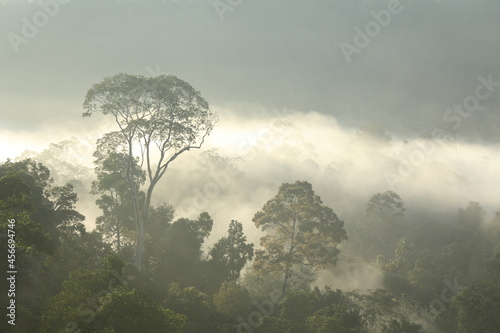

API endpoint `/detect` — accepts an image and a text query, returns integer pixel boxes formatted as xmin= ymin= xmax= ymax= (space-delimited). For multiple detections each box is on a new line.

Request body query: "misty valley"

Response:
xmin=1 ymin=72 xmax=500 ymax=333
xmin=1 ymin=0 xmax=500 ymax=332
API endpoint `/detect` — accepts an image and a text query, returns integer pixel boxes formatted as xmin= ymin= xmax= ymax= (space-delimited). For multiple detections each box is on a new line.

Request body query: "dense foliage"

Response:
xmin=1 ymin=154 xmax=499 ymax=332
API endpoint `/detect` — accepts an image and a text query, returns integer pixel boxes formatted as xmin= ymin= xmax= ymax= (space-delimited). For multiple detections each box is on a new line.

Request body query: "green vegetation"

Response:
xmin=3 ymin=156 xmax=499 ymax=332
xmin=1 ymin=75 xmax=499 ymax=332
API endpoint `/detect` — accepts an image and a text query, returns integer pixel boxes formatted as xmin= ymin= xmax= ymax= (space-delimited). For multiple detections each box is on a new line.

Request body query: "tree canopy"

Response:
xmin=252 ymin=180 xmax=347 ymax=298
xmin=83 ymin=73 xmax=217 ymax=270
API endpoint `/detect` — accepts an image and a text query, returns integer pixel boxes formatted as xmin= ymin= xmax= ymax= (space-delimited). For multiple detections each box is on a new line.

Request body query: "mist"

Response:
xmin=1 ymin=0 xmax=500 ymax=332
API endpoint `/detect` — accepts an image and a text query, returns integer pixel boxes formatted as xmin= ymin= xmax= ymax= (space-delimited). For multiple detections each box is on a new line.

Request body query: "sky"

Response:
xmin=1 ymin=0 xmax=500 ymax=290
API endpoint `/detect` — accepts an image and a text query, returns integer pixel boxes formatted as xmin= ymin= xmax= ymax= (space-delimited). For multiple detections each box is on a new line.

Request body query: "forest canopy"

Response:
xmin=1 ymin=73 xmax=500 ymax=333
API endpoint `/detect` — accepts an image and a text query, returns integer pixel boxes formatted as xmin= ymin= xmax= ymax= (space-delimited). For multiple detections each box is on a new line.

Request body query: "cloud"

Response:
xmin=6 ymin=101 xmax=500 ymax=291
xmin=1 ymin=0 xmax=499 ymax=140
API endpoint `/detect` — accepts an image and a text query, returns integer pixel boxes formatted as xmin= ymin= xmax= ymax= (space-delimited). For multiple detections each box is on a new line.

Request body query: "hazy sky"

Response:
xmin=1 ymin=0 xmax=499 ymax=140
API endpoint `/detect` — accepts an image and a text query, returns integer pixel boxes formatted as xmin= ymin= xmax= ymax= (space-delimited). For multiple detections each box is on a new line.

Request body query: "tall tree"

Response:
xmin=252 ymin=180 xmax=347 ymax=299
xmin=83 ymin=73 xmax=217 ymax=270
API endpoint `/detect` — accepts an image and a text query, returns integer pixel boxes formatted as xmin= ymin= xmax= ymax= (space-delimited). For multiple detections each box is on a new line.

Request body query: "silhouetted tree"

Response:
xmin=252 ymin=181 xmax=347 ymax=299
xmin=83 ymin=73 xmax=217 ymax=270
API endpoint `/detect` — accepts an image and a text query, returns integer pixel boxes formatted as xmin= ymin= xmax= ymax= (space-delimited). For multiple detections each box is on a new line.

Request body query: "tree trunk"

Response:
xmin=279 ymin=212 xmax=297 ymax=300
xmin=117 ymin=224 xmax=121 ymax=251
xmin=133 ymin=213 xmax=144 ymax=270
xmin=132 ymin=176 xmax=155 ymax=271
xmin=280 ymin=269 xmax=291 ymax=301
xmin=128 ymin=168 xmax=144 ymax=271
xmin=132 ymin=200 xmax=144 ymax=270
xmin=124 ymin=136 xmax=146 ymax=271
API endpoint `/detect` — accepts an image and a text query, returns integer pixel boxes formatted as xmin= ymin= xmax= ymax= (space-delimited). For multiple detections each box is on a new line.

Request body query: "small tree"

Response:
xmin=83 ymin=73 xmax=217 ymax=270
xmin=212 ymin=281 xmax=252 ymax=318
xmin=154 ymin=213 xmax=213 ymax=288
xmin=252 ymin=180 xmax=347 ymax=299
xmin=458 ymin=201 xmax=485 ymax=241
xmin=207 ymin=220 xmax=254 ymax=292
xmin=92 ymin=132 xmax=145 ymax=252
xmin=366 ymin=191 xmax=406 ymax=226
xmin=366 ymin=191 xmax=406 ymax=256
